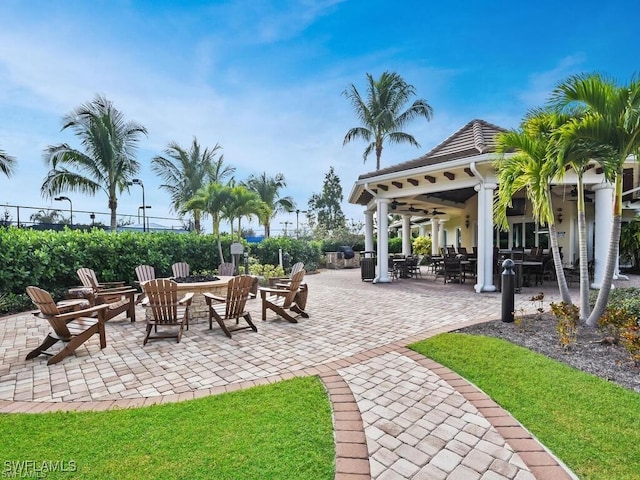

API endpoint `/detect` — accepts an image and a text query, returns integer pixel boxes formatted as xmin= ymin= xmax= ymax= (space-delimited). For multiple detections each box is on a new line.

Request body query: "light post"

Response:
xmin=280 ymin=221 xmax=291 ymax=236
xmin=54 ymin=196 xmax=72 ymax=227
xmin=295 ymin=209 xmax=307 ymax=239
xmin=90 ymin=212 xmax=95 ymax=227
xmin=128 ymin=179 xmax=145 ymax=232
xmin=138 ymin=205 xmax=151 ymax=226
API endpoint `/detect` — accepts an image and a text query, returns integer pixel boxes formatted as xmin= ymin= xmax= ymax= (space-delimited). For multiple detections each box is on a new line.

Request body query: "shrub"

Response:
xmin=550 ymin=301 xmax=580 ymax=350
xmin=412 ymin=236 xmax=432 ymax=257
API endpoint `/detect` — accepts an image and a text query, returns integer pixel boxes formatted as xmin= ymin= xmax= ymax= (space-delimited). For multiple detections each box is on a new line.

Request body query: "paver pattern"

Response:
xmin=0 ymin=267 xmax=618 ymax=478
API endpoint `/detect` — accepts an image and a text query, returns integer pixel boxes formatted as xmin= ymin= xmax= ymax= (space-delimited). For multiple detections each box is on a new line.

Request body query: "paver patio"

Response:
xmin=2 ymin=267 xmax=620 ymax=478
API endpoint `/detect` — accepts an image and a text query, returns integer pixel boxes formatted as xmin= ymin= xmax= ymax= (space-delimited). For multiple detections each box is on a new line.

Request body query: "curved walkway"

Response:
xmin=0 ymin=268 xmax=605 ymax=479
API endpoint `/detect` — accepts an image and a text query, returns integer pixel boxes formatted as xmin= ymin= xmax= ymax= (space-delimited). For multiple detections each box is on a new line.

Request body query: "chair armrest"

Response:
xmin=259 ymin=286 xmax=291 ymax=298
xmin=268 ymin=276 xmax=290 ymax=287
xmin=98 ymin=281 xmax=126 ymax=288
xmin=97 ymin=286 xmax=136 ymax=294
xmin=202 ymin=292 xmax=225 ymax=304
xmin=55 ymin=303 xmax=109 ymax=321
xmin=179 ymin=292 xmax=195 ymax=305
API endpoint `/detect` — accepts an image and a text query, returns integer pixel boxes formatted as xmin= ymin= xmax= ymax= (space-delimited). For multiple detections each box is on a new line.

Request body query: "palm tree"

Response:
xmin=0 ymin=148 xmax=16 ymax=177
xmin=42 ymin=94 xmax=147 ymax=231
xmin=550 ymin=73 xmax=640 ymax=326
xmin=494 ymin=111 xmax=572 ymax=305
xmin=29 ymin=209 xmax=66 ymax=225
xmin=183 ymin=182 xmax=232 ymax=263
xmin=152 ymin=138 xmax=233 ymax=233
xmin=243 ymin=172 xmax=294 ymax=237
xmin=342 ymin=71 xmax=433 ymax=170
xmin=222 ymin=186 xmax=268 ymax=241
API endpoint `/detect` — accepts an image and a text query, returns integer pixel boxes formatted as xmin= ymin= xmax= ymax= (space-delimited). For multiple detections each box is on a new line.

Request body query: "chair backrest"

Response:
xmin=26 ymin=286 xmax=72 ymax=339
xmin=26 ymin=286 xmax=61 ymax=316
xmin=77 ymin=268 xmax=99 ymax=289
xmin=218 ymin=262 xmax=235 ymax=276
xmin=281 ymin=269 xmax=305 ymax=308
xmin=446 ymin=246 xmax=457 ymax=257
xmin=143 ymin=279 xmax=180 ymax=325
xmin=290 ymin=262 xmax=304 ymax=277
xmin=458 ymin=247 xmax=468 ymax=256
xmin=172 ymin=262 xmax=190 ymax=278
xmin=223 ymin=275 xmax=254 ymax=318
xmin=135 ymin=265 xmax=156 ymax=283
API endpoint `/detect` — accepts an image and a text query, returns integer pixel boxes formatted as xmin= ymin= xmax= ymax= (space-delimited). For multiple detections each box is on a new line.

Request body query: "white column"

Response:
xmin=402 ymin=215 xmax=412 ymax=256
xmin=364 ymin=210 xmax=374 ymax=253
xmin=592 ymin=183 xmax=616 ymax=287
xmin=419 ymin=224 xmax=427 ymax=237
xmin=431 ymin=220 xmax=440 ymax=255
xmin=375 ymin=199 xmax=391 ymax=283
xmin=438 ymin=220 xmax=445 ymax=251
xmin=474 ymin=183 xmax=497 ymax=292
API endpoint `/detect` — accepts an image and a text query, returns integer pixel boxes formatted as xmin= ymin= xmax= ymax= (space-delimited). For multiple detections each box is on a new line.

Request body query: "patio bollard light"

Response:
xmin=501 ymin=258 xmax=515 ymax=323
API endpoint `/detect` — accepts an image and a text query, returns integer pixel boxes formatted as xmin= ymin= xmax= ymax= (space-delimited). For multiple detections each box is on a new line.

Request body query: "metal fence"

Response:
xmin=0 ymin=203 xmax=188 ymax=231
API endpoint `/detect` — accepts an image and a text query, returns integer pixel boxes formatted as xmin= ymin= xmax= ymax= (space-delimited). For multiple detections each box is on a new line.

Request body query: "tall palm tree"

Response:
xmin=550 ymin=73 xmax=640 ymax=326
xmin=243 ymin=172 xmax=294 ymax=237
xmin=342 ymin=71 xmax=433 ymax=170
xmin=0 ymin=148 xmax=16 ymax=177
xmin=42 ymin=94 xmax=147 ymax=231
xmin=183 ymin=182 xmax=232 ymax=263
xmin=222 ymin=185 xmax=268 ymax=241
xmin=494 ymin=111 xmax=572 ymax=305
xmin=152 ymin=138 xmax=233 ymax=233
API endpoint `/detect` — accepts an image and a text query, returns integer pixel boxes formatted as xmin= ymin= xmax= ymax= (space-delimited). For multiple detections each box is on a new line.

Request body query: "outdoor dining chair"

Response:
xmin=141 ymin=279 xmax=193 ymax=345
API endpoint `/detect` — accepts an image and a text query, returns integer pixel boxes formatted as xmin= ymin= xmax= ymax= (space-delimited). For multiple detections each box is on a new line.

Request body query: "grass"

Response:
xmin=0 ymin=376 xmax=334 ymax=480
xmin=410 ymin=333 xmax=640 ymax=480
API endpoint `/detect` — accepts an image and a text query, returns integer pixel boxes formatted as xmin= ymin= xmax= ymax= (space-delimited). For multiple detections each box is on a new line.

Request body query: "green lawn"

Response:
xmin=410 ymin=333 xmax=640 ymax=480
xmin=0 ymin=376 xmax=334 ymax=480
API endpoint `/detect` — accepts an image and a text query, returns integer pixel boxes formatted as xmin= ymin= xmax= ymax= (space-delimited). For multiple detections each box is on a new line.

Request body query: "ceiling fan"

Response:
xmin=390 ymin=199 xmax=407 ymax=210
xmin=569 ymin=187 xmax=593 ymax=202
xmin=426 ymin=208 xmax=446 ymax=216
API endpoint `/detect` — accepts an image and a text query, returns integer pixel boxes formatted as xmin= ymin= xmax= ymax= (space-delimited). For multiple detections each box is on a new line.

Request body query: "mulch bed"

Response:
xmin=455 ymin=313 xmax=640 ymax=393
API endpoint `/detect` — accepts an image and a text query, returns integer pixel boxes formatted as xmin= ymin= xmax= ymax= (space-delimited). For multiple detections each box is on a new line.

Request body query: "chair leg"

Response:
xmin=48 ymin=326 xmax=99 ymax=365
xmin=269 ymin=304 xmax=298 ymax=323
xmin=25 ymin=334 xmax=60 ymax=360
xmin=290 ymin=304 xmax=309 ymax=318
xmin=244 ymin=313 xmax=258 ymax=332
xmin=143 ymin=324 xmax=153 ymax=345
xmin=214 ymin=313 xmax=233 ymax=338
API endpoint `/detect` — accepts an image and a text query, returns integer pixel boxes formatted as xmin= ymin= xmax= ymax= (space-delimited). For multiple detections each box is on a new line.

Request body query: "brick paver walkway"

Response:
xmin=0 ymin=267 xmax=620 ymax=478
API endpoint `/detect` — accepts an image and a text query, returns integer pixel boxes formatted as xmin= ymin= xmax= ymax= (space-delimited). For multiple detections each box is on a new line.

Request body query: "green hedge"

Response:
xmin=0 ymin=228 xmax=324 ymax=313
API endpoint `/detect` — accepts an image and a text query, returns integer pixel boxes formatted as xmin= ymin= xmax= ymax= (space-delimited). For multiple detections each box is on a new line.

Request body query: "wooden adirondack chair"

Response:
xmin=134 ymin=264 xmax=156 ymax=304
xmin=259 ymin=269 xmax=308 ymax=323
xmin=141 ymin=279 xmax=193 ymax=345
xmin=203 ymin=275 xmax=257 ymax=338
xmin=25 ymin=286 xmax=109 ymax=365
xmin=77 ymin=268 xmax=136 ymax=322
xmin=218 ymin=262 xmax=235 ymax=276
xmin=171 ymin=262 xmax=190 ymax=278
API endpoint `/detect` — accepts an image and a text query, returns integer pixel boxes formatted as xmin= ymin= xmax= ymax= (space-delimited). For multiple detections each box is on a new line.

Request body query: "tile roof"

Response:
xmin=358 ymin=119 xmax=507 ymax=180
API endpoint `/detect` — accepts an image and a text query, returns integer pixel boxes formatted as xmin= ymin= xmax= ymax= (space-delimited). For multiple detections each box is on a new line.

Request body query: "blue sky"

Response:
xmin=0 ymin=0 xmax=637 ymax=233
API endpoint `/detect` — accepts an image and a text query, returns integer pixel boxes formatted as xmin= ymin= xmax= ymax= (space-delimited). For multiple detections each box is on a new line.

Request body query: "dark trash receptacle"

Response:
xmin=360 ymin=251 xmax=376 ymax=281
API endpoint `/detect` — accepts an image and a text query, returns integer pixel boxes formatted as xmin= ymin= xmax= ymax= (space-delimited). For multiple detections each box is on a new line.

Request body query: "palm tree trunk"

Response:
xmin=548 ymin=221 xmax=572 ymax=304
xmin=586 ymin=175 xmax=623 ymax=326
xmin=577 ymin=179 xmax=590 ymax=321
xmin=193 ymin=210 xmax=201 ymax=234
xmin=110 ymin=208 xmax=117 ymax=231
xmin=213 ymin=214 xmax=225 ymax=263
